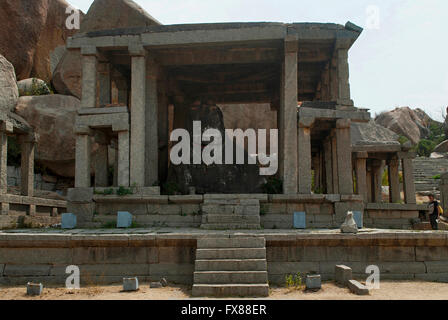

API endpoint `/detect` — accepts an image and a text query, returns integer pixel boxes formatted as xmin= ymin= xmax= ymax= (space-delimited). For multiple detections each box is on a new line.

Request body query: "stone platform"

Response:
xmin=1 ymin=228 xmax=448 ymax=290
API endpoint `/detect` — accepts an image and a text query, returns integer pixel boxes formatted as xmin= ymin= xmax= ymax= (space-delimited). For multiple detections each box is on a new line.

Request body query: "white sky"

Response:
xmin=70 ymin=0 xmax=448 ymax=121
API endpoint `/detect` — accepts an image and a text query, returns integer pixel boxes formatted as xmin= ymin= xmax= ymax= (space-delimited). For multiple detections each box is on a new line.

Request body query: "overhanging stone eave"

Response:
xmin=67 ymin=21 xmax=362 ymax=49
xmin=298 ymin=107 xmax=371 ymax=122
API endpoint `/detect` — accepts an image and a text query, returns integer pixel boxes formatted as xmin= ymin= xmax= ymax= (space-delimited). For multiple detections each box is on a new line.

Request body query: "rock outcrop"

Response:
xmin=14 ymin=95 xmax=87 ymax=177
xmin=0 ymin=55 xmax=19 ymax=113
xmin=434 ymin=140 xmax=448 ymax=153
xmin=375 ymin=107 xmax=432 ymax=145
xmin=53 ymin=0 xmax=160 ymax=98
xmin=0 ymin=0 xmax=82 ymax=82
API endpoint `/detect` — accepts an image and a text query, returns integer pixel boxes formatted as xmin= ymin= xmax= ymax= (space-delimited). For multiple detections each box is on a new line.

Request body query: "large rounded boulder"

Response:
xmin=0 ymin=55 xmax=19 ymax=113
xmin=14 ymin=94 xmax=84 ymax=177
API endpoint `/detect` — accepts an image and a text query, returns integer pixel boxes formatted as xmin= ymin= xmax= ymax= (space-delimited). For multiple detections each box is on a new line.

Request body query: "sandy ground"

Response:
xmin=1 ymin=281 xmax=448 ymax=300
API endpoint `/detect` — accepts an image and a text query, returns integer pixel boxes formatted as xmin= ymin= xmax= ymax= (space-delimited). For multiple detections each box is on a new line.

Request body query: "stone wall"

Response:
xmin=1 ymin=231 xmax=447 ymax=286
xmin=72 ymin=193 xmax=423 ymax=230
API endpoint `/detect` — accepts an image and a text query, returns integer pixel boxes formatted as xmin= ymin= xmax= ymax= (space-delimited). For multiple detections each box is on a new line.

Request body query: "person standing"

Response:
xmin=427 ymin=194 xmax=440 ymax=230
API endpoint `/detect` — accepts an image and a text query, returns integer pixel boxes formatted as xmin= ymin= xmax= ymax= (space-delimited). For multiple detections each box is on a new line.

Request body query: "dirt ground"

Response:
xmin=1 ymin=281 xmax=447 ymax=300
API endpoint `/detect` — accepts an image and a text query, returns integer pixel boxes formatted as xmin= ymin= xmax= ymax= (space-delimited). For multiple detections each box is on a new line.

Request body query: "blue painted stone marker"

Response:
xmin=293 ymin=212 xmax=306 ymax=229
xmin=117 ymin=211 xmax=133 ymax=228
xmin=353 ymin=211 xmax=363 ymax=229
xmin=61 ymin=213 xmax=77 ymax=229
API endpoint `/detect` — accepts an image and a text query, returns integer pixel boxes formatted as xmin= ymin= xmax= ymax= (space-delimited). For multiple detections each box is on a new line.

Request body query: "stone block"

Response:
xmin=293 ymin=212 xmax=306 ymax=229
xmin=61 ymin=213 xmax=77 ymax=229
xmin=305 ymin=274 xmax=322 ymax=290
xmin=150 ymin=281 xmax=162 ymax=288
xmin=123 ymin=277 xmax=139 ymax=291
xmin=117 ymin=211 xmax=133 ymax=228
xmin=67 ymin=188 xmax=93 ymax=202
xmin=353 ymin=211 xmax=363 ymax=228
xmin=27 ymin=282 xmax=43 ymax=296
xmin=424 ymin=261 xmax=448 ymax=273
xmin=335 ymin=265 xmax=352 ymax=285
xmin=348 ymin=280 xmax=369 ymax=295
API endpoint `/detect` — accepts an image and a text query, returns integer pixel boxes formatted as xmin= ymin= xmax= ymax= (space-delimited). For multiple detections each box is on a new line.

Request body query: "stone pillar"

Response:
xmin=388 ymin=158 xmax=401 ymax=203
xmin=297 ymin=117 xmax=313 ymax=194
xmin=336 ymin=48 xmax=353 ymax=106
xmin=94 ymin=135 xmax=109 ymax=187
xmin=0 ymin=130 xmax=8 ymax=195
xmin=118 ymin=131 xmax=130 ymax=187
xmin=371 ymin=160 xmax=384 ymax=203
xmin=280 ymin=39 xmax=298 ymax=194
xmin=75 ymin=131 xmax=91 ymax=188
xmin=402 ymin=158 xmax=416 ymax=204
xmin=145 ymin=58 xmax=159 ymax=186
xmin=112 ymin=141 xmax=118 ymax=187
xmin=129 ymin=44 xmax=146 ymax=187
xmin=440 ymin=173 xmax=448 ymax=215
xmin=335 ymin=119 xmax=353 ymax=194
xmin=98 ymin=62 xmax=111 ymax=107
xmin=331 ymin=133 xmax=339 ymax=194
xmin=81 ymin=46 xmax=98 ymax=108
xmin=366 ymin=165 xmax=373 ymax=203
xmin=19 ymin=134 xmax=37 ymax=197
xmin=355 ymin=151 xmax=368 ymax=201
xmin=323 ymin=138 xmax=333 ymax=194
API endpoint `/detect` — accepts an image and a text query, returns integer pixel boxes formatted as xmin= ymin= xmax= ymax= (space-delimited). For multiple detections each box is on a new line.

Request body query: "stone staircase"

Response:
xmin=413 ymin=158 xmax=448 ymax=193
xmin=201 ymin=197 xmax=261 ymax=230
xmin=192 ymin=237 xmax=269 ymax=297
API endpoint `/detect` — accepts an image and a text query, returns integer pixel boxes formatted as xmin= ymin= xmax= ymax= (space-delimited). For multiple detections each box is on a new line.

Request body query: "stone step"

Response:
xmin=200 ymin=223 xmax=261 ymax=230
xmin=197 ymin=237 xmax=265 ymax=249
xmin=191 ymin=284 xmax=269 ymax=297
xmin=194 ymin=271 xmax=268 ymax=284
xmin=205 ymin=215 xmax=260 ymax=224
xmin=196 ymin=248 xmax=266 ymax=260
xmin=195 ymin=259 xmax=267 ymax=271
xmin=202 ymin=205 xmax=260 ymax=215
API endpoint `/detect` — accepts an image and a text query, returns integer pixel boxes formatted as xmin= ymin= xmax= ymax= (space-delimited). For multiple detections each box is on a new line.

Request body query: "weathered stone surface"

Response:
xmin=348 ymin=279 xmax=369 ymax=295
xmin=27 ymin=282 xmax=43 ymax=296
xmin=335 ymin=265 xmax=352 ymax=285
xmin=340 ymin=211 xmax=358 ymax=234
xmin=123 ymin=277 xmax=139 ymax=291
xmin=15 ymin=94 xmax=96 ymax=177
xmin=0 ymin=0 xmax=82 ymax=82
xmin=375 ymin=107 xmax=433 ymax=145
xmin=53 ymin=0 xmax=160 ymax=98
xmin=150 ymin=281 xmax=162 ymax=288
xmin=0 ymin=55 xmax=19 ymax=113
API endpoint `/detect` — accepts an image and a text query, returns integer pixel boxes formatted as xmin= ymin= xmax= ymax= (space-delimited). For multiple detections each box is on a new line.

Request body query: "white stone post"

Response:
xmin=81 ymin=46 xmax=98 ymax=109
xmin=280 ymin=39 xmax=298 ymax=194
xmin=297 ymin=117 xmax=313 ymax=194
xmin=129 ymin=44 xmax=146 ymax=187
